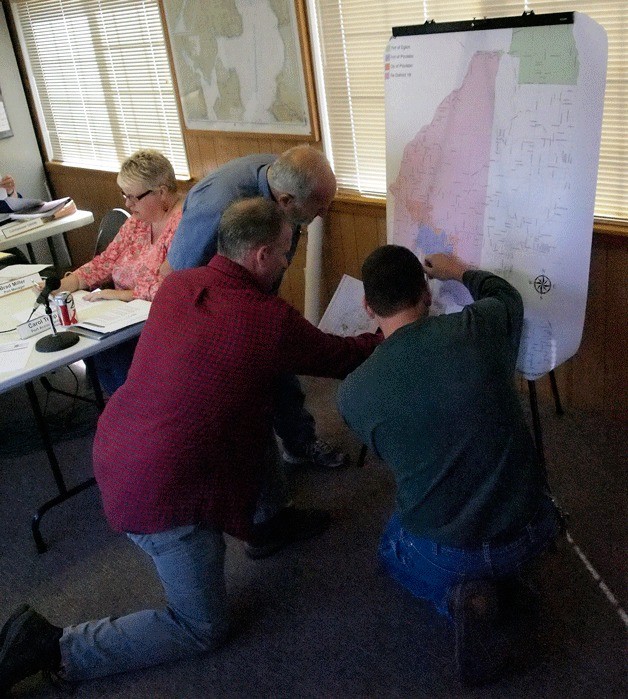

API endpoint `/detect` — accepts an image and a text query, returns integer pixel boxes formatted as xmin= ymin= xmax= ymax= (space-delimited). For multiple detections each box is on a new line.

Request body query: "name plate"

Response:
xmin=0 ymin=273 xmax=41 ymax=298
xmin=17 ymin=314 xmax=56 ymax=340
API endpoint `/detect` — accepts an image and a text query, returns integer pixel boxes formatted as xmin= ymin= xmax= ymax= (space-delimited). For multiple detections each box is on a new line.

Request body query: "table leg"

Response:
xmin=46 ymin=236 xmax=60 ymax=269
xmin=25 ymin=380 xmax=96 ymax=553
xmin=84 ymin=356 xmax=106 ymax=411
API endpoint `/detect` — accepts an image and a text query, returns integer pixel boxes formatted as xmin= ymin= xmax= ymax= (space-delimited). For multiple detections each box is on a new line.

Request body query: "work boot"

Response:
xmin=448 ymin=580 xmax=511 ymax=686
xmin=498 ymin=575 xmax=542 ymax=669
xmin=245 ymin=506 xmax=331 ymax=559
xmin=0 ymin=605 xmax=62 ymax=695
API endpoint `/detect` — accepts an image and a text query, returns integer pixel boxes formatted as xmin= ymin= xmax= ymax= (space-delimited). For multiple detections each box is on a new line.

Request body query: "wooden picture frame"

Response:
xmin=0 ymin=85 xmax=13 ymax=139
xmin=161 ymin=0 xmax=320 ymax=141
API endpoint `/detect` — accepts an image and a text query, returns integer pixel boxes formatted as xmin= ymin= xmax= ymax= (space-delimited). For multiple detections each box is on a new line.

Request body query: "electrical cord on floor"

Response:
xmin=0 ymin=363 xmax=95 ymax=457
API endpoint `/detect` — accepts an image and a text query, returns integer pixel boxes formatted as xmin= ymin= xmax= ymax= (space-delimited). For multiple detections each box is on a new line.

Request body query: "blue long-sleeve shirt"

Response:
xmin=168 ymin=154 xmax=300 ymax=270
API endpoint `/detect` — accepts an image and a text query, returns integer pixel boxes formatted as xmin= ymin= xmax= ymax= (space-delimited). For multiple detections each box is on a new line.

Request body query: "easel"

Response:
xmin=356 ymin=369 xmax=564 ymax=469
xmin=527 ymin=369 xmax=564 ymax=469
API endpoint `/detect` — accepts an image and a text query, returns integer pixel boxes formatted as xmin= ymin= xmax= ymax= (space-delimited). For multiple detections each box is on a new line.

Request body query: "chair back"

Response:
xmin=0 ymin=247 xmax=30 ymax=270
xmin=95 ymin=208 xmax=130 ymax=256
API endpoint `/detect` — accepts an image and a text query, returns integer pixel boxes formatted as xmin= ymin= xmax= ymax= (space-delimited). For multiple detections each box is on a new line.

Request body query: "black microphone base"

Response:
xmin=35 ymin=331 xmax=81 ymax=353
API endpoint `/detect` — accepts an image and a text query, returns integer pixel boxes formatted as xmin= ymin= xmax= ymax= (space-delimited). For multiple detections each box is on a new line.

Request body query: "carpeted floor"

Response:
xmin=0 ymin=369 xmax=625 ymax=698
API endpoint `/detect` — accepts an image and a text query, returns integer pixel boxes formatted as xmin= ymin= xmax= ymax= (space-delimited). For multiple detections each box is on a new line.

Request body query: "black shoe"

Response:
xmin=0 ymin=605 xmax=62 ymax=695
xmin=245 ymin=506 xmax=331 ymax=559
xmin=448 ymin=581 xmax=510 ymax=686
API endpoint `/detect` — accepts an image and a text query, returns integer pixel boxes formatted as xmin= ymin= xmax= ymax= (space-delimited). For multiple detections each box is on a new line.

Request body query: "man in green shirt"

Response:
xmin=337 ymin=246 xmax=560 ymax=686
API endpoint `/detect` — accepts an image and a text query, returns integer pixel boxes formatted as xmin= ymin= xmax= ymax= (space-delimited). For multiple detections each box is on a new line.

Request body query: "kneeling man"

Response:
xmin=337 ymin=246 xmax=560 ymax=686
xmin=0 ymin=198 xmax=380 ymax=692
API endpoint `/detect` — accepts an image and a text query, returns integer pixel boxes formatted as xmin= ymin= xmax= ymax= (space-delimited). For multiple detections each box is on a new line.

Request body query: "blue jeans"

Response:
xmin=59 ymin=524 xmax=228 ymax=681
xmin=379 ymin=495 xmax=560 ymax=617
xmin=253 ymin=434 xmax=290 ymax=524
xmin=92 ymin=337 xmax=138 ymax=396
xmin=273 ymin=373 xmax=316 ymax=454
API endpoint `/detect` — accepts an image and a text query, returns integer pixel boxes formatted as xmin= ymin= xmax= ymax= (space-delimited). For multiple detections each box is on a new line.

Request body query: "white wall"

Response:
xmin=0 ymin=5 xmax=70 ymax=265
xmin=0 ymin=6 xmax=48 ymax=200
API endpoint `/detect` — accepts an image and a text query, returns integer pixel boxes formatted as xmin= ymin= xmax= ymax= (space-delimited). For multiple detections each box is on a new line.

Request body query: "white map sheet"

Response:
xmin=385 ymin=13 xmax=607 ymax=379
xmin=318 ymin=275 xmax=378 ymax=337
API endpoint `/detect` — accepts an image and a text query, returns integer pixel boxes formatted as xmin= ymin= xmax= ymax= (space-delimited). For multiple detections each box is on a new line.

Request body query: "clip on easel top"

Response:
xmin=392 ymin=11 xmax=574 ymax=37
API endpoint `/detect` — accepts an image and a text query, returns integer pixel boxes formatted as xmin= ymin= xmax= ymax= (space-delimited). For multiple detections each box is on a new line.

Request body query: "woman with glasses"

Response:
xmin=54 ymin=149 xmax=182 ymax=303
xmin=51 ymin=149 xmax=183 ymax=394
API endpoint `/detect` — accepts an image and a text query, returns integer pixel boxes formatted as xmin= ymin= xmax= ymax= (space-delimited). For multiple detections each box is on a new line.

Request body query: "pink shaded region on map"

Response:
xmin=390 ymin=51 xmax=501 ymax=264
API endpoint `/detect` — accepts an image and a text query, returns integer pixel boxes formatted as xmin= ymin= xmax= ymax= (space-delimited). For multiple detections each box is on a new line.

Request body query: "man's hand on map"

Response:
xmin=423 ymin=253 xmax=470 ymax=282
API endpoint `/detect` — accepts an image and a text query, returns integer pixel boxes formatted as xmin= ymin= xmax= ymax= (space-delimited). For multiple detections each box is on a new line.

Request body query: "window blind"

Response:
xmin=11 ymin=0 xmax=189 ymax=178
xmin=311 ymin=0 xmax=626 ymax=221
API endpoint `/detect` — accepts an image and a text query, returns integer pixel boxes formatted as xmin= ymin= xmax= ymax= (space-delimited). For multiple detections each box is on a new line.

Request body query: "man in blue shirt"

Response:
xmin=338 ymin=246 xmax=560 ymax=686
xmin=164 ymin=146 xmax=345 ymax=471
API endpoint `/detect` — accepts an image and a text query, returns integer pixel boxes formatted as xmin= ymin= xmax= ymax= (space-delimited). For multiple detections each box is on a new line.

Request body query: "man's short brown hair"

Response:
xmin=217 ymin=197 xmax=285 ymax=262
xmin=362 ymin=245 xmax=428 ymax=317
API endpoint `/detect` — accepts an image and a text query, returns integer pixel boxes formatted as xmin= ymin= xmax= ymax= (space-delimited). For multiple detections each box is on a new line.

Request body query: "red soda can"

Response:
xmin=55 ymin=291 xmax=77 ymax=326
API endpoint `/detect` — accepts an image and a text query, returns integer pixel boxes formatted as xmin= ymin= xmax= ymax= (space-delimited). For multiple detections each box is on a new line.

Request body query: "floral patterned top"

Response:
xmin=75 ymin=210 xmax=182 ymax=301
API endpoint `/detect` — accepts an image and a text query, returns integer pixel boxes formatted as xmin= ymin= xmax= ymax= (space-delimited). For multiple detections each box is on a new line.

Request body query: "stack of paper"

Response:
xmin=5 ymin=196 xmax=72 ymax=220
xmin=72 ymin=298 xmax=151 ymax=339
xmin=10 ymin=289 xmax=151 ymax=339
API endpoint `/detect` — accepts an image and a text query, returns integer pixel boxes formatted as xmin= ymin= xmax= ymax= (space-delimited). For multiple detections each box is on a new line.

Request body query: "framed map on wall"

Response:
xmin=162 ymin=0 xmax=318 ymax=138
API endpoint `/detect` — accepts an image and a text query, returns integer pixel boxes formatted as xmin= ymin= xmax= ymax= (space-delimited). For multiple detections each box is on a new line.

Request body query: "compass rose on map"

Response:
xmin=533 ymin=274 xmax=552 ymax=296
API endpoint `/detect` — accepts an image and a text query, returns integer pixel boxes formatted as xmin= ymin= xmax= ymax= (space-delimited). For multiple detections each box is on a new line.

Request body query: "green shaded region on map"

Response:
xmin=510 ymin=25 xmax=579 ymax=85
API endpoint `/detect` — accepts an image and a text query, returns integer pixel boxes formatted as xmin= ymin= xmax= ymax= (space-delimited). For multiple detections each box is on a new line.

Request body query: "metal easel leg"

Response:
xmin=527 ymin=379 xmax=546 ymax=470
xmin=548 ymin=369 xmax=565 ymax=416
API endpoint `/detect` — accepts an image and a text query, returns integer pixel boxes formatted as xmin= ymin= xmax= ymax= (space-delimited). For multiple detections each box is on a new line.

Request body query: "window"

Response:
xmin=11 ymin=0 xmax=189 ymax=178
xmin=311 ymin=0 xmax=626 ymax=221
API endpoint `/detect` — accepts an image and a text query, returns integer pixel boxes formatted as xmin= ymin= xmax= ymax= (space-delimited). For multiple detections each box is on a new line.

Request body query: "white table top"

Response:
xmin=0 ymin=210 xmax=94 ymax=253
xmin=0 ymin=285 xmax=145 ymax=394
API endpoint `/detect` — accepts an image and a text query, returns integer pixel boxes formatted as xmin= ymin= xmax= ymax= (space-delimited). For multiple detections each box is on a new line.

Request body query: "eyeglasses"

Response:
xmin=120 ymin=189 xmax=154 ymax=203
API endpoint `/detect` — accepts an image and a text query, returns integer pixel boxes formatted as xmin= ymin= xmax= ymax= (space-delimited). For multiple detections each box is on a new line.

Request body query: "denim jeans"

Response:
xmin=272 ymin=373 xmax=316 ymax=454
xmin=92 ymin=337 xmax=138 ymax=396
xmin=59 ymin=524 xmax=228 ymax=681
xmin=379 ymin=495 xmax=560 ymax=617
xmin=253 ymin=434 xmax=291 ymax=524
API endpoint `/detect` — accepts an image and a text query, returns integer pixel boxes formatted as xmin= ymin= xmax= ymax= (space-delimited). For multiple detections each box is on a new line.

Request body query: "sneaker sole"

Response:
xmin=282 ymin=453 xmax=311 ymax=466
xmin=283 ymin=455 xmax=349 ymax=469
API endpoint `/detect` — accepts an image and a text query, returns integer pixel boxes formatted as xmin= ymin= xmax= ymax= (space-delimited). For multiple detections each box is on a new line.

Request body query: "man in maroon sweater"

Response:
xmin=0 ymin=198 xmax=380 ymax=691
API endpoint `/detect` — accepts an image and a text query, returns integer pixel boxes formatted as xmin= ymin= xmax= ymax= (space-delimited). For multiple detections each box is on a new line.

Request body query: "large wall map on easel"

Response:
xmin=385 ymin=13 xmax=607 ymax=379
